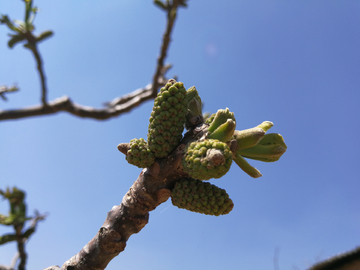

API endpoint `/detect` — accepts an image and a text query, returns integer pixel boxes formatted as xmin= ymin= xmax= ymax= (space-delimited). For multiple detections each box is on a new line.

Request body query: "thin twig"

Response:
xmin=23 ymin=30 xmax=48 ymax=106
xmin=0 ymin=85 xmax=19 ymax=101
xmin=151 ymin=0 xmax=180 ymax=96
xmin=31 ymin=44 xmax=47 ymax=106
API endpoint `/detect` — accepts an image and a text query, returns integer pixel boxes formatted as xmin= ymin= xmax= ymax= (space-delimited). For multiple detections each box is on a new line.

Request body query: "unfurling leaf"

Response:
xmin=0 ymin=233 xmax=17 ymax=245
xmin=208 ymin=119 xmax=236 ymax=143
xmin=237 ymin=133 xmax=287 ymax=162
xmin=8 ymin=33 xmax=26 ymax=48
xmin=36 ymin=30 xmax=53 ymax=42
xmin=233 ymin=154 xmax=262 ymax=178
xmin=154 ymin=0 xmax=167 ymax=10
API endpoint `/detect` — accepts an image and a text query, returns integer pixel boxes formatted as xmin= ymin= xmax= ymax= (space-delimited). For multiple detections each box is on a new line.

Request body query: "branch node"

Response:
xmin=156 ymin=188 xmax=171 ymax=204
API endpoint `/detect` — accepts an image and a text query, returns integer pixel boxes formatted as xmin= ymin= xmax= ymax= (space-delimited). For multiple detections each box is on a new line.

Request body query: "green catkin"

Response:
xmin=171 ymin=178 xmax=234 ymax=216
xmin=125 ymin=138 xmax=155 ymax=168
xmin=148 ymin=79 xmax=187 ymax=158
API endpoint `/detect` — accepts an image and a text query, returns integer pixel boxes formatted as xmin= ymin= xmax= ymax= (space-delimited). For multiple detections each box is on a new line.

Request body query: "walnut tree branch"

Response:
xmin=44 ymin=124 xmax=206 ymax=270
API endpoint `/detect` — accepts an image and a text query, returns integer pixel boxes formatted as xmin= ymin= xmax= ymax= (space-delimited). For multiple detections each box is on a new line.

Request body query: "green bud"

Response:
xmin=207 ymin=108 xmax=236 ymax=133
xmin=207 ymin=119 xmax=236 ymax=143
xmin=257 ymin=121 xmax=274 ymax=132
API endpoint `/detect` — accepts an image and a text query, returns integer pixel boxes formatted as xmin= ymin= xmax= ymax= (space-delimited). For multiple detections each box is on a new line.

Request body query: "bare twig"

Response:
xmin=151 ymin=0 xmax=180 ymax=96
xmin=22 ymin=30 xmax=49 ymax=106
xmin=0 ymin=0 xmax=184 ymax=122
xmin=0 ymin=85 xmax=19 ymax=101
xmin=0 ymin=76 xmax=167 ymax=121
xmin=30 ymin=42 xmax=48 ymax=106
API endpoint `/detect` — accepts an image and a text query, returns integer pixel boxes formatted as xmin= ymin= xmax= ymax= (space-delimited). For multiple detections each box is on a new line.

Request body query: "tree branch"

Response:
xmin=0 ymin=0 xmax=183 ymax=122
xmin=0 ymin=76 xmax=167 ymax=121
xmin=0 ymin=85 xmax=19 ymax=101
xmin=44 ymin=124 xmax=206 ymax=270
xmin=151 ymin=0 xmax=180 ymax=96
xmin=31 ymin=42 xmax=48 ymax=106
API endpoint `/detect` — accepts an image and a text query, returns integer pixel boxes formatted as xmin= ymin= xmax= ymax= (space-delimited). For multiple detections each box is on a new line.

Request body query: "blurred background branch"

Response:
xmin=0 ymin=0 xmax=188 ymax=121
xmin=0 ymin=187 xmax=45 ymax=270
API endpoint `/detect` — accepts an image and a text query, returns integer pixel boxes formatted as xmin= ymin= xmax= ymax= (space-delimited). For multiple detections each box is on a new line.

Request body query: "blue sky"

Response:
xmin=1 ymin=1 xmax=360 ymax=269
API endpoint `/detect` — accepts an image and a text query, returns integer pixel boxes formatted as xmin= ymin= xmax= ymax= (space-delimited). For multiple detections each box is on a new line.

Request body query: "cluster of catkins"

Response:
xmin=118 ymin=79 xmax=287 ymax=216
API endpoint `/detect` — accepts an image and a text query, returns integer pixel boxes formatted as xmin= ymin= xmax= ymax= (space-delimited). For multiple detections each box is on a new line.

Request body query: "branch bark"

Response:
xmin=44 ymin=124 xmax=205 ymax=270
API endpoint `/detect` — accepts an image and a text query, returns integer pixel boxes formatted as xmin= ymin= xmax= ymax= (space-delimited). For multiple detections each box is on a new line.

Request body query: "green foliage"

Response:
xmin=0 ymin=187 xmax=29 ymax=227
xmin=232 ymin=127 xmax=265 ymax=150
xmin=171 ymin=178 xmax=234 ymax=216
xmin=233 ymin=154 xmax=262 ymax=178
xmin=7 ymin=33 xmax=26 ymax=48
xmin=36 ymin=30 xmax=54 ymax=43
xmin=237 ymin=133 xmax=287 ymax=162
xmin=118 ymin=78 xmax=287 ymax=215
xmin=0 ymin=187 xmax=45 ymax=246
xmin=0 ymin=233 xmax=17 ymax=245
xmin=232 ymin=122 xmax=287 ymax=177
xmin=0 ymin=0 xmax=53 ymax=49
xmin=207 ymin=119 xmax=236 ymax=143
xmin=154 ymin=0 xmax=189 ymax=11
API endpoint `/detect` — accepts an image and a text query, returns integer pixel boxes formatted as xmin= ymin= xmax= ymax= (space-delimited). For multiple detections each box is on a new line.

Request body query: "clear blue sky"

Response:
xmin=1 ymin=1 xmax=360 ymax=269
